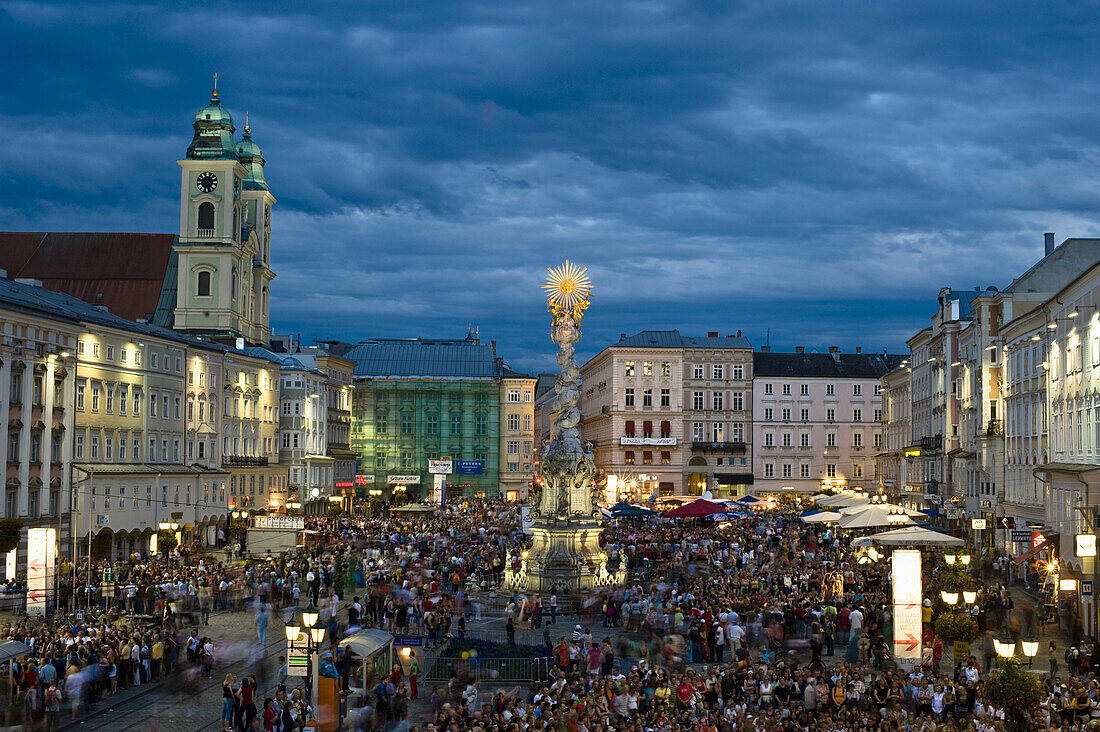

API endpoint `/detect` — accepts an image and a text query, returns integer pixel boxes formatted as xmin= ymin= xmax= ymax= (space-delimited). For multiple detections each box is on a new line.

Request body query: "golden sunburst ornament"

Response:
xmin=543 ymin=261 xmax=592 ymax=308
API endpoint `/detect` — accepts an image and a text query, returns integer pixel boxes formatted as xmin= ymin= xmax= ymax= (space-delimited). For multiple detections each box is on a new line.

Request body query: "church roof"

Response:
xmin=0 ymin=232 xmax=177 ymax=323
xmin=343 ymin=337 xmax=500 ymax=379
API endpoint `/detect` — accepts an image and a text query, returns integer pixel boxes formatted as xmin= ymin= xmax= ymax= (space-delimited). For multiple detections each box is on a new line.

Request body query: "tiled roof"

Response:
xmin=753 ymin=351 xmax=907 ymax=378
xmin=614 ymin=330 xmax=753 ymax=349
xmin=0 ymin=275 xmax=227 ymax=355
xmin=0 ymin=232 xmax=176 ymax=322
xmin=343 ymin=338 xmax=499 ymax=379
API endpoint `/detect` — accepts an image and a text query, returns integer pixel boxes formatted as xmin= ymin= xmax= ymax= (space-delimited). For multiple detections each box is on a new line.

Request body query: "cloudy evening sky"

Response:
xmin=3 ymin=1 xmax=1100 ymax=372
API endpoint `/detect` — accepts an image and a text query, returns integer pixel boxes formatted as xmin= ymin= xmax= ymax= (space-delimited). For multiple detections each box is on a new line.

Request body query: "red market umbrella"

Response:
xmin=662 ymin=498 xmax=727 ymax=518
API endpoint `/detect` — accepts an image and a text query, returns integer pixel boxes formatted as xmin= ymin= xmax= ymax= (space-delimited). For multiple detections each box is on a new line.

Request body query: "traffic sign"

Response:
xmin=1084 ymin=581 xmax=1094 ymax=598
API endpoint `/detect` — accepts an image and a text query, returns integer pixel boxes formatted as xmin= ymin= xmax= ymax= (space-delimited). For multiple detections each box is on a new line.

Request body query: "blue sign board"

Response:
xmin=393 ymin=636 xmax=423 ymax=646
xmin=1084 ymin=581 xmax=1094 ymax=597
xmin=74 ymin=610 xmax=84 ymax=624
xmin=456 ymin=460 xmax=484 ymax=475
xmin=1011 ymin=530 xmax=1033 ymax=543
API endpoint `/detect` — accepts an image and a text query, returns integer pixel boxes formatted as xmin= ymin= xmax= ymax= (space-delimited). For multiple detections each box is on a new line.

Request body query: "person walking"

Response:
xmin=408 ymin=650 xmax=420 ymax=700
xmin=256 ymin=603 xmax=269 ymax=646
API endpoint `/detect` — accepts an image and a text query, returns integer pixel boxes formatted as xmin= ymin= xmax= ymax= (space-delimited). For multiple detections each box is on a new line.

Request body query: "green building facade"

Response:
xmin=351 ymin=379 xmax=501 ymax=499
xmin=341 ymin=336 xmax=504 ymax=499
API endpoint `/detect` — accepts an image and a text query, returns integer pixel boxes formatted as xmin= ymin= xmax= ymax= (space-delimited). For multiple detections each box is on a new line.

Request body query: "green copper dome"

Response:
xmin=186 ymin=90 xmax=239 ymax=160
xmin=237 ymin=127 xmax=268 ymax=191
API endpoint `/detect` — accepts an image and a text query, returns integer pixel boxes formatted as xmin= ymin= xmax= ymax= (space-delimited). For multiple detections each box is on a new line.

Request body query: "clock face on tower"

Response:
xmin=196 ymin=172 xmax=219 ymax=193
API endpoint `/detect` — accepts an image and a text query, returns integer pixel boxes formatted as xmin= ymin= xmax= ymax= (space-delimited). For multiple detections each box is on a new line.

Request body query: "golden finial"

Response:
xmin=245 ymin=110 xmax=250 ymax=135
xmin=212 ymin=72 xmax=219 ymax=99
xmin=544 ymin=261 xmax=592 ymax=309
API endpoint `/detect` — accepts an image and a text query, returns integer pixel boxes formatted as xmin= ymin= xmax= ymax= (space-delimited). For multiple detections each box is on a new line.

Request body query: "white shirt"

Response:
xmin=849 ymin=609 xmax=864 ymax=630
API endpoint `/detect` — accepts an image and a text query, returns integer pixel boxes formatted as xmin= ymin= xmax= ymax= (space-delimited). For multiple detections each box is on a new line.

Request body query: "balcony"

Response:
xmin=197 ymin=228 xmax=216 ymax=238
xmin=223 ymin=455 xmax=268 ymax=467
xmin=982 ymin=420 xmax=1003 ymax=436
xmin=692 ymin=441 xmax=747 ymax=453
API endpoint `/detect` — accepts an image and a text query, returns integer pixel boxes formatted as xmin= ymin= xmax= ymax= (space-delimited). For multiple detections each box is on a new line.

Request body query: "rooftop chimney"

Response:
xmin=1045 ymin=232 xmax=1056 ymax=256
xmin=855 ymin=346 xmax=862 ymax=353
xmin=795 ymin=346 xmax=805 ymax=354
xmin=828 ymin=346 xmax=838 ymax=353
xmin=620 ymin=333 xmax=627 ymax=341
xmin=736 ymin=330 xmax=742 ymax=337
xmin=707 ymin=331 xmax=719 ymax=338
xmin=760 ymin=346 xmax=770 ymax=353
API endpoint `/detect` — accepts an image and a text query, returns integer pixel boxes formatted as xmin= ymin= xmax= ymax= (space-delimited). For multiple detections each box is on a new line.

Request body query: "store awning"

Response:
xmin=0 ymin=641 xmax=32 ymax=663
xmin=1012 ymin=539 xmax=1053 ymax=566
xmin=341 ymin=628 xmax=394 ymax=659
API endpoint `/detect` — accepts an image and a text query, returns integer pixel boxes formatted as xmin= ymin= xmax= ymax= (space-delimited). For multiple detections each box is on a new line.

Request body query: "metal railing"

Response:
xmin=223 ymin=455 xmax=269 ymax=467
xmin=691 ymin=441 xmax=747 ymax=451
xmin=424 ymin=655 xmax=549 ymax=682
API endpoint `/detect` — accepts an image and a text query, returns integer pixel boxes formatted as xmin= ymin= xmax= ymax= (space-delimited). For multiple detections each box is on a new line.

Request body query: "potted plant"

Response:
xmin=934 ymin=611 xmax=979 ymax=644
xmin=986 ymin=657 xmax=1043 ymax=730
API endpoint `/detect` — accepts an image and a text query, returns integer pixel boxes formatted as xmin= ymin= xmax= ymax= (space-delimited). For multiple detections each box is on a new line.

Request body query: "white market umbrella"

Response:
xmin=836 ymin=506 xmax=913 ymax=529
xmin=850 ymin=536 xmax=875 ymax=548
xmin=840 ymin=503 xmax=926 ymax=517
xmin=819 ymin=494 xmax=871 ymax=509
xmin=870 ymin=525 xmax=965 ymax=547
xmin=801 ymin=511 xmax=842 ymax=524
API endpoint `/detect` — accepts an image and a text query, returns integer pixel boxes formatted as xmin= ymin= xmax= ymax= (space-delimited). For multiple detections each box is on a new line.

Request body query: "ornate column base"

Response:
xmin=503 ymin=518 xmax=624 ymax=596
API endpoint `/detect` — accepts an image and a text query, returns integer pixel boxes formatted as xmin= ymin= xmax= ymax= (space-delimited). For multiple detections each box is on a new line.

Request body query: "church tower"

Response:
xmin=174 ymin=81 xmax=271 ymax=345
xmin=236 ymin=115 xmax=276 ymax=345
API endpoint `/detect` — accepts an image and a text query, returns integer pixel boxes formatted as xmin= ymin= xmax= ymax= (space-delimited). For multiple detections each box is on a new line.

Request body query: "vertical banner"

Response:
xmin=891 ymin=549 xmax=922 ymax=671
xmin=432 ymin=474 xmax=445 ymax=504
xmin=27 ymin=528 xmax=56 ymax=616
xmin=4 ymin=548 xmax=15 ymax=582
xmin=521 ymin=505 xmax=534 ymax=536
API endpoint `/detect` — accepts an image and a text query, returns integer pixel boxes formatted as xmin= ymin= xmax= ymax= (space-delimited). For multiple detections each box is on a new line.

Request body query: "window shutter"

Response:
xmin=660 ymin=420 xmax=671 ymax=435
xmin=643 ymin=420 xmax=653 ymax=435
xmin=625 ymin=420 xmax=635 ymax=436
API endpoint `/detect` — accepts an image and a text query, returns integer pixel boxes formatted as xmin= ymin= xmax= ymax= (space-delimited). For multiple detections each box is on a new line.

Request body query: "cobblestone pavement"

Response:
xmin=61 ymin=604 xmax=297 ymax=732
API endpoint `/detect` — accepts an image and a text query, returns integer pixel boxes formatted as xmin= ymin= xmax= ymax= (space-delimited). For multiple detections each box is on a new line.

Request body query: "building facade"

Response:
xmin=499 ymin=371 xmax=536 ymax=501
xmin=753 ymin=347 xmax=900 ymax=494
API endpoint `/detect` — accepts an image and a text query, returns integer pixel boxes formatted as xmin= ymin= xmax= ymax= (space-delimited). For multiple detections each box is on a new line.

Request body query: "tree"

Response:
xmin=986 ymin=657 xmax=1043 ymax=730
xmin=0 ymin=520 xmax=23 ymax=555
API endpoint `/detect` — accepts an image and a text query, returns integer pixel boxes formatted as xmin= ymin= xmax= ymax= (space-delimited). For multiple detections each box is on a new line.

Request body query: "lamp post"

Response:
xmin=940 ymin=590 xmax=959 ymax=605
xmin=994 ymin=630 xmax=1016 ymax=662
xmin=1021 ymin=636 xmax=1039 ymax=668
xmin=286 ymin=603 xmax=327 ymax=714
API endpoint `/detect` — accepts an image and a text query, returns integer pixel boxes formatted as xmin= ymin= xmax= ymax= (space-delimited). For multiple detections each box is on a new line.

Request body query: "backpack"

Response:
xmin=45 ymin=688 xmax=59 ymax=708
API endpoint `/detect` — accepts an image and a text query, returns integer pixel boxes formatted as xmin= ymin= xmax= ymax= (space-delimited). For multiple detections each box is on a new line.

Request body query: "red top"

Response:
xmin=263 ymin=708 xmax=278 ymax=732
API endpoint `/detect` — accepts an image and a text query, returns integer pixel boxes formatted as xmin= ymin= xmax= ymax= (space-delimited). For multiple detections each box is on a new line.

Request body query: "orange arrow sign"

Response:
xmin=894 ymin=633 xmax=920 ymax=652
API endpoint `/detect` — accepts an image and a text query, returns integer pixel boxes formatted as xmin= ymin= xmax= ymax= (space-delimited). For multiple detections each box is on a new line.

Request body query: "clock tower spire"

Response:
xmin=173 ymin=83 xmax=268 ymax=345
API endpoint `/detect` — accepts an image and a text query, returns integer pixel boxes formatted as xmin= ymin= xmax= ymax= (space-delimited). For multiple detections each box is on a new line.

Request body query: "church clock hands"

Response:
xmin=196 ymin=171 xmax=219 ymax=193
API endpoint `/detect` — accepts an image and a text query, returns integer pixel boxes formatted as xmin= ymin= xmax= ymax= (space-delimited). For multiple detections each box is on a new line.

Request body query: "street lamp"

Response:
xmin=962 ymin=589 xmax=977 ymax=605
xmin=940 ymin=590 xmax=959 ymax=605
xmin=1021 ymin=636 xmax=1039 ymax=668
xmin=287 ymin=604 xmax=326 ymax=713
xmin=944 ymin=553 xmax=956 ymax=564
xmin=994 ymin=630 xmax=1016 ymax=659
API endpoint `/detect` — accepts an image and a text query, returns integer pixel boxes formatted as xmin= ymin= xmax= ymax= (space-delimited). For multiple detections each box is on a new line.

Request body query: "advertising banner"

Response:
xmin=892 ymin=549 xmax=922 ymax=670
xmin=26 ymin=528 xmax=55 ymax=617
xmin=455 ymin=461 xmax=484 ymax=475
xmin=428 ymin=460 xmax=453 ymax=474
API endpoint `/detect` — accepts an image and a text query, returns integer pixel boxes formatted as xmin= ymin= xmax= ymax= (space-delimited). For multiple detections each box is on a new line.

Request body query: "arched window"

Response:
xmin=231 ymin=267 xmax=237 ymax=300
xmin=196 ymin=270 xmax=211 ymax=297
xmin=197 ymin=202 xmax=215 ymax=235
xmin=262 ymin=287 xmax=269 ymax=315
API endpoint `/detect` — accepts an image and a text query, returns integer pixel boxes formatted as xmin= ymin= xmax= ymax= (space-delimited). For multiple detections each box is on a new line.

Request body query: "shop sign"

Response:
xmin=254 ymin=516 xmax=304 ymax=531
xmin=1010 ymin=530 xmax=1031 ymax=543
xmin=428 ymin=460 xmax=453 ymax=474
xmin=619 ymin=437 xmax=677 ymax=446
xmin=455 ymin=461 xmax=484 ymax=475
xmin=388 ymin=475 xmax=422 ymax=484
xmin=970 ymin=518 xmax=987 ymax=530
xmin=1077 ymin=534 xmax=1097 ymax=558
xmin=355 ymin=475 xmax=375 ymax=484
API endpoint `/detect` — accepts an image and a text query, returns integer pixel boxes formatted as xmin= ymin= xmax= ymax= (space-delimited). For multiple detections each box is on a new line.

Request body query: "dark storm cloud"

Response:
xmin=3 ymin=0 xmax=1100 ymax=371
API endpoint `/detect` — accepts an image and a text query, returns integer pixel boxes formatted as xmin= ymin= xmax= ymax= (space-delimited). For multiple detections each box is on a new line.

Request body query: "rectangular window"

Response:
xmin=853 ymin=432 xmax=863 ymax=447
xmin=523 ymin=390 xmax=532 ymax=402
xmin=507 ymin=441 xmax=520 ymax=455
xmin=661 ymin=362 xmax=671 ymax=377
xmin=507 ymin=462 xmax=519 ymax=473
xmin=643 ymin=361 xmax=653 ymax=377
xmin=400 ymin=413 xmax=413 ymax=434
xmin=800 ymin=464 xmax=811 ymax=478
xmin=711 ymin=364 xmax=723 ymax=379
xmin=507 ymin=389 xmax=520 ymax=403
xmin=642 ymin=420 xmax=653 ymax=437
xmin=764 ymin=383 xmax=773 ymax=395
xmin=642 ymin=450 xmax=652 ymax=465
xmin=731 ymin=392 xmax=743 ymax=411
xmin=800 ymin=384 xmax=809 ymax=396
xmin=162 ymin=394 xmax=169 ymax=418
xmin=660 ymin=388 xmax=670 ymax=407
xmin=764 ymin=463 xmax=774 ymax=478
xmin=625 ymin=420 xmax=635 ymax=437
xmin=75 ymin=434 xmax=84 ymax=460
xmin=77 ymin=340 xmax=85 ymax=356
xmin=712 ymin=423 xmax=724 ymax=442
xmin=732 ymin=365 xmax=743 ymax=379
xmin=476 ymin=414 xmax=488 ymax=436
xmin=133 ymin=390 xmax=140 ymax=416
xmin=853 ymin=384 xmax=862 ymax=396
xmin=799 ymin=407 xmax=808 ymax=421
xmin=692 ymin=364 xmax=704 ymax=379
xmin=764 ymin=407 xmax=773 ymax=420
xmin=90 ymin=384 xmax=100 ymax=412
xmin=826 ymin=408 xmax=835 ymax=421
xmin=782 ymin=463 xmax=792 ymax=478
xmin=800 ymin=432 xmax=810 ymax=447
xmin=782 ymin=384 xmax=791 ymax=395
xmin=105 ymin=436 xmax=112 ymax=461
xmin=150 ymin=392 xmax=157 ymax=417
xmin=660 ymin=420 xmax=671 ymax=438
xmin=90 ymin=435 xmax=99 ymax=460
xmin=874 ymin=409 xmax=882 ymax=421
xmin=853 ymin=464 xmax=863 ymax=478
xmin=92 ymin=342 xmax=99 ymax=359
xmin=76 ymin=383 xmax=85 ymax=411
xmin=693 ymin=422 xmax=705 ymax=441
xmin=104 ymin=385 xmax=114 ymax=413
xmin=853 ymin=409 xmax=863 ymax=422
xmin=827 ymin=432 xmax=836 ymax=447
xmin=782 ymin=407 xmax=791 ymax=420
xmin=764 ymin=432 xmax=774 ymax=446
xmin=507 ymin=414 xmax=520 ymax=431
xmin=624 ymin=388 xmax=635 ymax=407
xmin=782 ymin=433 xmax=792 ymax=447
xmin=624 ymin=361 xmax=635 ymax=377
xmin=642 ymin=388 xmax=653 ymax=407
xmin=873 ymin=433 xmax=882 ymax=448
xmin=161 ymin=439 xmax=168 ymax=461
xmin=375 ymin=450 xmax=387 ymax=468
xmin=660 ymin=451 xmax=671 ymax=464
xmin=826 ymin=384 xmax=834 ymax=396
xmin=826 ymin=464 xmax=837 ymax=478
xmin=625 ymin=450 xmax=635 ymax=465
xmin=692 ymin=391 xmax=704 ymax=410
xmin=174 ymin=397 xmax=181 ymax=420
xmin=119 ymin=386 xmax=127 ymax=415
xmin=149 ymin=437 xmax=156 ymax=461
xmin=712 ymin=392 xmax=724 ymax=411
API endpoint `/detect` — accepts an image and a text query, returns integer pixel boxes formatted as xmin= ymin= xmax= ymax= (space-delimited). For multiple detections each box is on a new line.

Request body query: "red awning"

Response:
xmin=663 ymin=498 xmax=727 ymax=518
xmin=1012 ymin=539 xmax=1053 ymax=566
